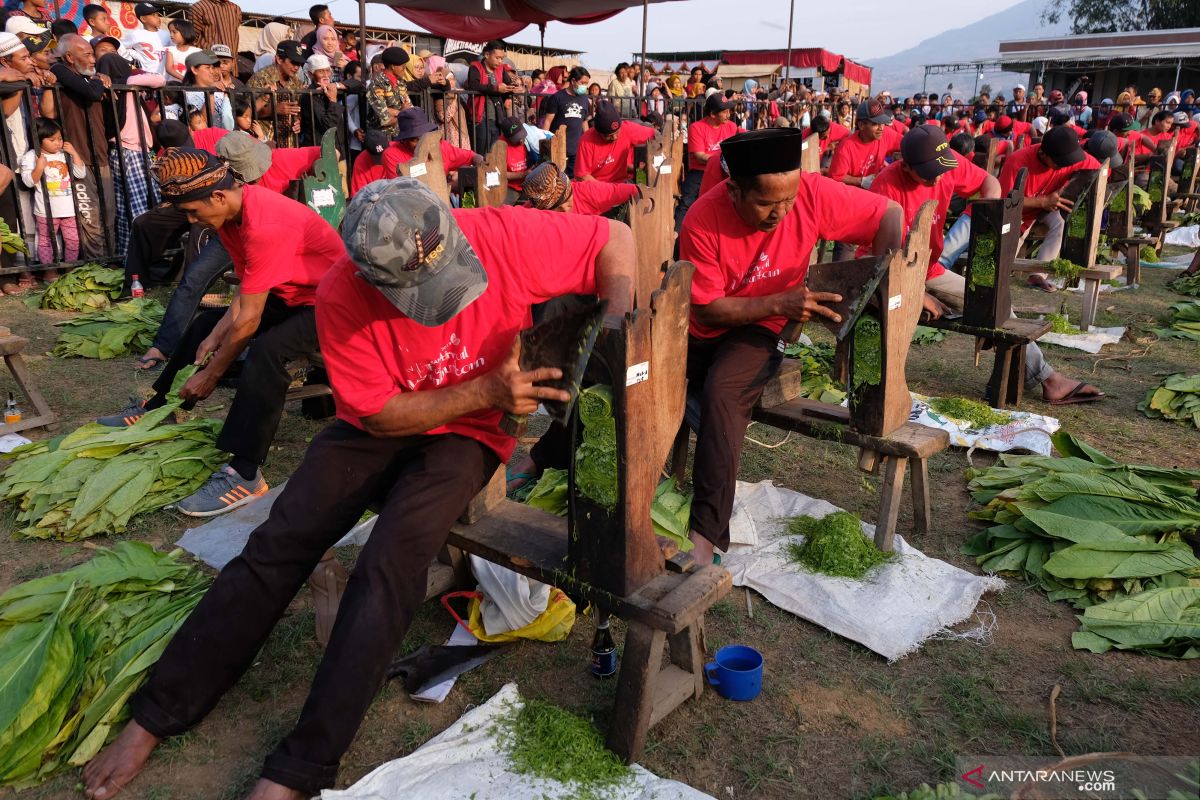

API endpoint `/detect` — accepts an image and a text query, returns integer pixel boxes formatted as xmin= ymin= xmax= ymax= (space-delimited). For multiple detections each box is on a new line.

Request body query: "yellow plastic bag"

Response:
xmin=465 ymin=588 xmax=577 ymax=643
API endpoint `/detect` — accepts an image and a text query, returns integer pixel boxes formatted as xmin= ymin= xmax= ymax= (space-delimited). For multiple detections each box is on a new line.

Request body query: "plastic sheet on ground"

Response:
xmin=319 ymin=683 xmax=714 ymax=800
xmin=0 ymin=433 xmax=31 ymax=453
xmin=1066 ymin=275 xmax=1134 ymax=293
xmin=911 ymin=393 xmax=1058 ymax=456
xmin=1165 ymin=224 xmax=1200 ymax=248
xmin=176 ymin=482 xmax=375 ymax=569
xmin=723 ymin=481 xmax=1004 ymax=662
xmin=1038 ymin=325 xmax=1125 ymax=353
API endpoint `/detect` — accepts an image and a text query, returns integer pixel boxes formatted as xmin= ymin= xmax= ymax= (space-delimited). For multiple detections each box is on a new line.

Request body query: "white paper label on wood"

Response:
xmin=626 ymin=361 xmax=649 ymax=386
xmin=659 ymin=164 xmax=672 ymax=174
xmin=1001 ymin=222 xmax=1011 ymax=234
xmin=485 ymin=170 xmax=501 ymax=188
xmin=410 ymin=163 xmax=428 ymax=177
xmin=310 ymin=188 xmax=335 ymax=208
xmin=887 ymin=294 xmax=902 ymax=311
xmin=652 ymin=154 xmax=665 ymax=168
xmin=801 ymin=141 xmax=808 ymax=150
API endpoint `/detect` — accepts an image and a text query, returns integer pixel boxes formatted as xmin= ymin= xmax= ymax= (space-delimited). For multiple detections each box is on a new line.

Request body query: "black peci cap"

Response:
xmin=901 ymin=124 xmax=959 ymax=181
xmin=381 ymin=46 xmax=409 ymax=66
xmin=1041 ymin=125 xmax=1085 ymax=167
xmin=720 ymin=128 xmax=803 ymax=177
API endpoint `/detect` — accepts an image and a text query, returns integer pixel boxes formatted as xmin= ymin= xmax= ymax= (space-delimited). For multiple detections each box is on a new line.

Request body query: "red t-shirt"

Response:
xmin=350 ymin=149 xmax=387 ymax=196
xmin=698 ymin=149 xmax=728 ymax=197
xmin=257 ymin=146 xmax=321 ymax=195
xmin=827 ymin=126 xmax=903 ymax=182
xmin=868 ymin=156 xmax=990 ymax=279
xmin=571 ymin=180 xmax=639 ymax=215
xmin=688 ymin=118 xmax=738 ymax=171
xmin=314 ymin=206 xmax=611 ymax=460
xmin=1135 ymin=129 xmax=1174 ymax=157
xmin=680 ymin=171 xmax=890 ymax=339
xmin=381 ymin=139 xmax=477 ymax=178
xmin=192 ymin=127 xmax=230 ymax=154
xmin=998 ymin=144 xmax=1100 ymax=230
xmin=505 ymin=142 xmax=528 ymax=191
xmin=801 ymin=121 xmax=851 ymax=156
xmin=218 ymin=184 xmax=344 ymax=307
xmin=575 ymin=121 xmax=656 ymax=183
xmin=1012 ymin=120 xmax=1033 ymax=142
xmin=890 ymin=119 xmax=909 ymax=137
xmin=1177 ymin=125 xmax=1197 ymax=151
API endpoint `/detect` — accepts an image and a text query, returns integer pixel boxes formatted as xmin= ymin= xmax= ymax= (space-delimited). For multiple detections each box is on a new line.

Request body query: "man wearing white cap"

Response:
xmin=299 ymin=52 xmax=342 ymax=147
xmin=4 ymin=0 xmax=51 ymax=30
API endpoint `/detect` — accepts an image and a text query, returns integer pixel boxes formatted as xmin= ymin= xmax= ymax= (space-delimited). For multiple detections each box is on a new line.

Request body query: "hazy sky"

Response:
xmin=255 ymin=0 xmax=1029 ymax=66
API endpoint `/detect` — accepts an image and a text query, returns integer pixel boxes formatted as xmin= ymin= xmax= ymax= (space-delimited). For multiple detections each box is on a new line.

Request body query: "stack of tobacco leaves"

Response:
xmin=32 ymin=264 xmax=123 ymax=312
xmin=1167 ymin=273 xmax=1200 ymax=298
xmin=1139 ymin=373 xmax=1200 ymax=429
xmin=0 ymin=402 xmax=225 ymax=541
xmin=52 ymin=299 xmax=165 ymax=360
xmin=783 ymin=341 xmax=847 ymax=404
xmin=1154 ymin=301 xmax=1200 ymax=342
xmin=962 ymin=432 xmax=1200 ymax=620
xmin=574 ymin=385 xmax=617 ymax=509
xmin=0 ymin=542 xmax=209 ymax=787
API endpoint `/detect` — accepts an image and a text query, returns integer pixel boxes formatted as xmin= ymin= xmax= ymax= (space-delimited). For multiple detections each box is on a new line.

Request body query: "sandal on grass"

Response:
xmin=1047 ymin=381 xmax=1105 ymax=406
xmin=1027 ymin=274 xmax=1058 ymax=293
xmin=136 ymin=355 xmax=166 ymax=371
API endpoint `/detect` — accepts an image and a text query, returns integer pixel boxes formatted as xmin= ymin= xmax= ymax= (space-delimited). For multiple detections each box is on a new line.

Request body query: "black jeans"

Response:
xmin=121 ymin=205 xmax=190 ymax=295
xmin=149 ymin=237 xmax=232 ymax=358
xmin=686 ymin=325 xmax=782 ymax=549
xmin=130 ymin=423 xmax=499 ymax=794
xmin=675 ymin=169 xmax=704 ymax=230
xmin=146 ymin=295 xmax=318 ymax=467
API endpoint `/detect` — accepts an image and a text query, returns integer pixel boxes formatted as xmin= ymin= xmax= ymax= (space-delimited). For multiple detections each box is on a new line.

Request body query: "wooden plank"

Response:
xmin=0 ymin=335 xmax=28 ymax=358
xmin=397 ymin=132 xmax=450 ymax=205
xmin=757 ymin=359 xmax=804 ymax=409
xmin=751 ymin=403 xmax=948 ymax=459
xmin=924 ymin=316 xmax=1051 ymax=343
xmin=648 ymin=264 xmax=692 ymax=470
xmin=629 ymin=163 xmax=678 ymax=308
xmin=474 ymin=139 xmax=509 ymax=209
xmin=284 ymin=384 xmax=332 ymax=402
xmin=647 ymin=664 xmax=698 ymax=729
xmin=800 ymin=132 xmax=821 ymax=174
xmin=641 ymin=565 xmax=730 ymax=633
xmin=4 ymin=349 xmax=56 ymax=433
xmin=539 ymin=127 xmax=567 ymax=171
xmin=424 ymin=560 xmax=458 ymax=600
xmin=667 ymin=621 xmax=706 ymax=699
xmin=607 ymin=622 xmax=665 ymax=764
xmin=874 ymin=455 xmax=908 ymax=551
xmin=911 ymin=458 xmax=931 ymax=536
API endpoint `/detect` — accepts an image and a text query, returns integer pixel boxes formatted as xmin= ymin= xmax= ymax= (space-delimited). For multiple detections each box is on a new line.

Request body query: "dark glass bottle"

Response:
xmin=590 ymin=612 xmax=617 ymax=679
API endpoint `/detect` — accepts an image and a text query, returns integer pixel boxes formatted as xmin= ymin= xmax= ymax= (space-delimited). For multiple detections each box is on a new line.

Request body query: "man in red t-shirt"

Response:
xmin=349 ymin=129 xmax=391 ymax=196
xmin=95 ymin=148 xmax=345 ymax=518
xmin=680 ymin=128 xmax=902 ymax=562
xmin=498 ymin=115 xmax=530 ymax=199
xmin=938 ymin=126 xmax=1099 ymax=291
xmin=677 ymin=93 xmax=737 ymax=227
xmin=1134 ymin=110 xmax=1175 ymax=158
xmin=85 ymin=177 xmax=637 ymax=800
xmin=801 ymin=114 xmax=851 ymax=170
xmin=575 ymin=101 xmax=656 ymax=183
xmin=870 ymin=125 xmax=1102 ymax=404
xmin=518 ymin=161 xmax=641 ymax=216
xmin=828 ymin=98 xmax=902 ymax=189
xmin=380 ymin=106 xmax=483 ymax=179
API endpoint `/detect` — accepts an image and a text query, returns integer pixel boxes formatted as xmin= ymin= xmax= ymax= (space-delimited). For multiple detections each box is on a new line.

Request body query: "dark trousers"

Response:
xmin=687 ymin=325 xmax=782 ymax=550
xmin=150 ymin=237 xmax=233 ymax=358
xmin=130 ymin=423 xmax=498 ymax=794
xmin=147 ymin=295 xmax=318 ymax=466
xmin=675 ymin=169 xmax=704 ymax=230
xmin=121 ymin=205 xmax=190 ymax=295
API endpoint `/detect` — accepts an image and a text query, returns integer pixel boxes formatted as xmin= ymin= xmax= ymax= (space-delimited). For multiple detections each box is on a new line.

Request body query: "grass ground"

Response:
xmin=1 ymin=260 xmax=1198 ymax=800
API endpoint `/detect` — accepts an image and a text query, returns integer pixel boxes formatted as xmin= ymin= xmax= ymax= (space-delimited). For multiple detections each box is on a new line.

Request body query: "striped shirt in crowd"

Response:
xmin=189 ymin=0 xmax=243 ymax=52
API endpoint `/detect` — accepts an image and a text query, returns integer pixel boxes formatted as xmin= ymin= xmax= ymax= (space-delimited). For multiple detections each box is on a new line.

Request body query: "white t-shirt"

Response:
xmin=18 ymin=150 xmax=86 ymax=218
xmin=165 ymin=45 xmax=200 ymax=77
xmin=124 ymin=27 xmax=167 ymax=75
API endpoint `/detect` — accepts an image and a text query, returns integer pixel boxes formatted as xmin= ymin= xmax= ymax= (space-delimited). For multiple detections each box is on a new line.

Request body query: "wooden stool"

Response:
xmin=0 ymin=334 xmax=56 ymax=436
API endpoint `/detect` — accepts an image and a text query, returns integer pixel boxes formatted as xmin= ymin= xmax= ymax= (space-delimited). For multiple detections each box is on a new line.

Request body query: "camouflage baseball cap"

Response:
xmin=342 ymin=178 xmax=487 ymax=327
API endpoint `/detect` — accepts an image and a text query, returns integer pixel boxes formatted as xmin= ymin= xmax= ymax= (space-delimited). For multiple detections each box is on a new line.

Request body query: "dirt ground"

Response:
xmin=2 ymin=260 xmax=1199 ymax=800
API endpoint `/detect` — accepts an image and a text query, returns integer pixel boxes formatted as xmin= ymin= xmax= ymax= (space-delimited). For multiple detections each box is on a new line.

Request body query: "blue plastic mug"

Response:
xmin=704 ymin=644 xmax=763 ymax=701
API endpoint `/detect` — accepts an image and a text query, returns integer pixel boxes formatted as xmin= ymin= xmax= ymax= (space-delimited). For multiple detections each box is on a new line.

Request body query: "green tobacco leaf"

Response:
xmin=1040 ymin=494 xmax=1200 ymax=537
xmin=1050 ymin=431 xmax=1118 ymax=465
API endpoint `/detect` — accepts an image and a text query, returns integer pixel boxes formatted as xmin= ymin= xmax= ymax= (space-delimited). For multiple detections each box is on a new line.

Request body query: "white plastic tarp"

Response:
xmin=1037 ymin=326 xmax=1126 ymax=353
xmin=319 ymin=683 xmax=714 ymax=800
xmin=722 ymin=481 xmax=1004 ymax=662
xmin=912 ymin=393 xmax=1059 ymax=456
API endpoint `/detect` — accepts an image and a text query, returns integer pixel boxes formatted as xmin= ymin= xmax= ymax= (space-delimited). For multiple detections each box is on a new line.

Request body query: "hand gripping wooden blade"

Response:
xmin=805 ymin=254 xmax=892 ymax=340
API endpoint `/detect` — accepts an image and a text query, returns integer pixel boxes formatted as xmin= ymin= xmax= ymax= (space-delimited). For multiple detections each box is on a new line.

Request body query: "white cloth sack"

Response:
xmin=1165 ymin=224 xmax=1200 ymax=248
xmin=912 ymin=393 xmax=1058 ymax=456
xmin=723 ymin=481 xmax=1004 ymax=662
xmin=319 ymin=683 xmax=714 ymax=800
xmin=1038 ymin=326 xmax=1125 ymax=353
xmin=469 ymin=555 xmax=551 ymax=636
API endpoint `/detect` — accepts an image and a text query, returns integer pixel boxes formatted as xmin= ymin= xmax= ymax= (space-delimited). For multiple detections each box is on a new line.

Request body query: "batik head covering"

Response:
xmin=518 ymin=162 xmax=572 ymax=210
xmin=153 ymin=147 xmax=236 ymax=202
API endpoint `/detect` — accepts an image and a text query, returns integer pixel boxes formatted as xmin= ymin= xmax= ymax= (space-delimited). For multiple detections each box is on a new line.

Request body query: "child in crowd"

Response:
xmin=235 ymin=95 xmax=269 ymax=142
xmin=18 ymin=118 xmax=85 ymax=266
xmin=165 ymin=19 xmax=200 ymax=81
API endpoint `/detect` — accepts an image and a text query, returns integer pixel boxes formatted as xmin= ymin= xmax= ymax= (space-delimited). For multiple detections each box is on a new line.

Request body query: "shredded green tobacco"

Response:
xmin=495 ymin=697 xmax=633 ymax=799
xmin=785 ymin=511 xmax=894 ymax=579
xmin=1046 ymin=312 xmax=1078 ymax=334
xmin=575 ymin=385 xmax=617 ymax=509
xmin=927 ymin=396 xmax=1010 ymax=430
xmin=1046 ymin=258 xmax=1084 ymax=281
xmin=1139 ymin=245 xmax=1160 ymax=264
xmin=968 ymin=229 xmax=997 ymax=290
xmin=851 ymin=317 xmax=882 ymax=389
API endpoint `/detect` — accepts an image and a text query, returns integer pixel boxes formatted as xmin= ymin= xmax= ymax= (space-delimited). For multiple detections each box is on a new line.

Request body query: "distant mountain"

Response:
xmin=861 ymin=0 xmax=1071 ymax=99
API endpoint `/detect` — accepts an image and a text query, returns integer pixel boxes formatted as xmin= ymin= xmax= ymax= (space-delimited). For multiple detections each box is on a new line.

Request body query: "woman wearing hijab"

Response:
xmin=253 ymin=21 xmax=290 ymax=73
xmin=1181 ymin=90 xmax=1197 ymax=116
xmin=311 ymin=23 xmax=347 ymax=81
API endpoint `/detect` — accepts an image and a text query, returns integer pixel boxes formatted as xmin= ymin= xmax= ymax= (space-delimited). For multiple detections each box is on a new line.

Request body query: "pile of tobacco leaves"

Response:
xmin=0 ymin=542 xmax=209 ymax=787
xmin=1139 ymin=373 xmax=1200 ymax=429
xmin=1167 ymin=273 xmax=1200 ymax=298
xmin=1154 ymin=301 xmax=1200 ymax=343
xmin=783 ymin=341 xmax=846 ymax=404
xmin=52 ymin=299 xmax=165 ymax=360
xmin=31 ymin=264 xmax=123 ymax=312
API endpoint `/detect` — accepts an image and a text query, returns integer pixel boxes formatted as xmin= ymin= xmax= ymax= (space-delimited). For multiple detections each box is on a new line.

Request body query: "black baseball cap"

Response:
xmin=901 ymin=124 xmax=959 ymax=181
xmin=856 ymin=99 xmax=892 ymax=125
xmin=134 ymin=2 xmax=161 ymax=16
xmin=276 ymin=40 xmax=307 ymax=65
xmin=1048 ymin=107 xmax=1073 ymax=126
xmin=1084 ymin=130 xmax=1124 ymax=168
xmin=364 ymin=129 xmax=388 ymax=158
xmin=499 ymin=115 xmax=526 ymax=143
xmin=704 ymin=93 xmax=734 ymax=115
xmin=1108 ymin=112 xmax=1134 ymax=134
xmin=594 ymin=102 xmax=621 ymax=135
xmin=381 ymin=46 xmax=409 ymax=66
xmin=1041 ymin=125 xmax=1085 ymax=167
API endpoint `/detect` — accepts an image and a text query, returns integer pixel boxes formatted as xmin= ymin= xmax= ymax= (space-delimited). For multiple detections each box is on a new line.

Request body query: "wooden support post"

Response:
xmin=630 ymin=134 xmax=677 ymax=307
xmin=539 ymin=126 xmax=567 ymax=171
xmin=0 ymin=335 xmax=56 ymax=436
xmin=474 ymin=139 xmax=509 ymax=209
xmin=397 ymin=132 xmax=450 ymax=205
xmin=607 ymin=621 xmax=666 ymax=763
xmin=910 ymin=458 xmax=931 ymax=536
xmin=667 ymin=620 xmax=706 ymax=699
xmin=874 ymin=455 xmax=908 ymax=551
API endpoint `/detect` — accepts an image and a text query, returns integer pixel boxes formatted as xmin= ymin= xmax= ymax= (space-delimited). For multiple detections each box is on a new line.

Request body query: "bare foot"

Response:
xmin=244 ymin=778 xmax=309 ymax=800
xmin=1027 ymin=273 xmax=1057 ymax=293
xmin=1041 ymin=371 xmax=1103 ymax=404
xmin=136 ymin=347 xmax=168 ymax=370
xmin=506 ymin=453 xmax=538 ymax=494
xmin=689 ymin=532 xmax=715 ymax=565
xmin=82 ymin=720 xmax=161 ymax=799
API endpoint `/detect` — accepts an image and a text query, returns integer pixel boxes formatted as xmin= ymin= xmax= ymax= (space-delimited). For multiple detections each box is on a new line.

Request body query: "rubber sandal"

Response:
xmin=0 ymin=282 xmax=18 ymax=295
xmin=1047 ymin=381 xmax=1105 ymax=406
xmin=1027 ymin=275 xmax=1058 ymax=293
xmin=308 ymin=550 xmax=349 ymax=649
xmin=135 ymin=355 xmax=165 ymax=371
